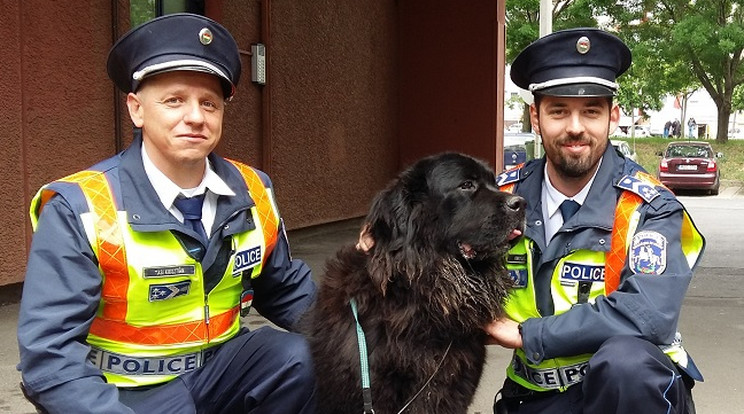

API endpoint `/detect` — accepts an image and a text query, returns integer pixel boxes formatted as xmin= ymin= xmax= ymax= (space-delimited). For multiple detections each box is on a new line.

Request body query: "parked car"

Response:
xmin=610 ymin=139 xmax=638 ymax=162
xmin=503 ymin=132 xmax=535 ymax=170
xmin=657 ymin=141 xmax=722 ymax=195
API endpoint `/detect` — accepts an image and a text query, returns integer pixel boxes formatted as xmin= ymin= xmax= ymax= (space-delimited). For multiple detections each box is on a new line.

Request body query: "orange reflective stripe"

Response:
xmin=605 ymin=191 xmax=642 ymax=295
xmin=227 ymin=160 xmax=279 ymax=258
xmin=90 ymin=307 xmax=239 ymax=345
xmin=501 ymin=183 xmax=515 ymax=193
xmin=58 ymin=171 xmax=129 ymax=321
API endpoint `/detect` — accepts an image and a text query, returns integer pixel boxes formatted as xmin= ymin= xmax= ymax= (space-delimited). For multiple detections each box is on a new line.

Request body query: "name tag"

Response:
xmin=560 ymin=263 xmax=604 ymax=282
xmin=143 ymin=265 xmax=195 ymax=278
xmin=233 ymin=246 xmax=262 ymax=273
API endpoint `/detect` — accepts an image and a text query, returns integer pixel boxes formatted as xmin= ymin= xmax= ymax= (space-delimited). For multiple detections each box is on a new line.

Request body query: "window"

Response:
xmin=130 ymin=0 xmax=205 ymax=27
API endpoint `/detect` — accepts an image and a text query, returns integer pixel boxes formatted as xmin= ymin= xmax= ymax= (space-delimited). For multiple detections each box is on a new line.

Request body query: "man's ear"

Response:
xmin=126 ymin=92 xmax=144 ymax=128
xmin=609 ymin=104 xmax=621 ymax=133
xmin=529 ymin=104 xmax=540 ymax=135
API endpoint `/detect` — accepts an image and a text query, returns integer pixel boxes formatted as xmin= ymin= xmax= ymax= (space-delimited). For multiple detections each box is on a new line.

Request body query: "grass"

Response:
xmin=611 ymin=136 xmax=744 ymax=184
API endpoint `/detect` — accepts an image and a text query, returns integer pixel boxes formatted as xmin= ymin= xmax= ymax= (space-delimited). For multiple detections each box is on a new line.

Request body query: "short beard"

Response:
xmin=551 ymin=151 xmax=599 ymax=178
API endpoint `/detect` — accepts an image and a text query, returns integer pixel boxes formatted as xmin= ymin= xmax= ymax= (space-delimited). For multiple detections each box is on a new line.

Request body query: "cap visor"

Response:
xmin=535 ymin=83 xmax=615 ymax=97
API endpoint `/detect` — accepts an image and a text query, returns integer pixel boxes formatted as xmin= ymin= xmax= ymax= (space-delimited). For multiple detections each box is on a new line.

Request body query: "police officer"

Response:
xmin=485 ymin=28 xmax=705 ymax=413
xmin=18 ymin=13 xmax=316 ymax=414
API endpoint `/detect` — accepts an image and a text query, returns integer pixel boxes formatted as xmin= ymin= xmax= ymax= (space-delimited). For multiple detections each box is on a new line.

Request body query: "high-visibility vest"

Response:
xmin=30 ymin=159 xmax=279 ymax=387
xmin=499 ymin=169 xmax=704 ymax=391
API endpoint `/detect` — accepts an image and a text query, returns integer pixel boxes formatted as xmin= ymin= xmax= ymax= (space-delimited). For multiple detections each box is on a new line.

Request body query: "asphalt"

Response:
xmin=3 ymin=186 xmax=744 ymax=413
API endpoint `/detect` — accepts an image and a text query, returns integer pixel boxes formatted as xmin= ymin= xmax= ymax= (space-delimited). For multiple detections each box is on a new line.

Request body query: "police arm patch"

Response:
xmin=629 ymin=231 xmax=667 ymax=274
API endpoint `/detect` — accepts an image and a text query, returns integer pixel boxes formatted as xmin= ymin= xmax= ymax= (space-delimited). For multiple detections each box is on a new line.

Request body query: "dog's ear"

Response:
xmin=364 ymin=172 xmax=432 ymax=295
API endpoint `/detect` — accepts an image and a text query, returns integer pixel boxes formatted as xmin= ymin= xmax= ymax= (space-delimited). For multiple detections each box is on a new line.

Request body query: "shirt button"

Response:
xmin=532 ymin=352 xmax=541 ymax=360
xmin=598 ymin=238 xmax=606 ymax=245
xmin=535 ymin=220 xmax=543 ymax=226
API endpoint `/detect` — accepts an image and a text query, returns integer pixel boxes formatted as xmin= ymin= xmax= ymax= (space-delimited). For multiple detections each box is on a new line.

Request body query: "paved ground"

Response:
xmin=3 ymin=183 xmax=744 ymax=413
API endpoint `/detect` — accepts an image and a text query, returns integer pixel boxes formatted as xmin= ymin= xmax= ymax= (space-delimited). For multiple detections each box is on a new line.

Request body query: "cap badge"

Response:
xmin=198 ymin=28 xmax=213 ymax=45
xmin=576 ymin=36 xmax=591 ymax=54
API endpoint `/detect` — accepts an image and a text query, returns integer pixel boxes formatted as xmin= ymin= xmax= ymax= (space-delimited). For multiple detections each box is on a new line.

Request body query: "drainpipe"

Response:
xmin=112 ymin=0 xmax=123 ymax=152
xmin=260 ymin=0 xmax=272 ymax=174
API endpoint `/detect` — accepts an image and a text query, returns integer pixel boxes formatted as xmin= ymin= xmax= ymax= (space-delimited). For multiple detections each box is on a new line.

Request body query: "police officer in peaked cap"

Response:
xmin=487 ymin=28 xmax=704 ymax=414
xmin=18 ymin=13 xmax=318 ymax=414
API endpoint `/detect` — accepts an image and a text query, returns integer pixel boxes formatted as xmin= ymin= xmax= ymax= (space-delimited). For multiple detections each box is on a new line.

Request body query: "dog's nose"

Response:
xmin=507 ymin=195 xmax=526 ymax=212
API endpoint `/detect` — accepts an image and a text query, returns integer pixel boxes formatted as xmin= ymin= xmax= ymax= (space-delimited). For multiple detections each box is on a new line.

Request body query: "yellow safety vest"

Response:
xmin=30 ymin=160 xmax=279 ymax=387
xmin=500 ymin=170 xmax=704 ymax=392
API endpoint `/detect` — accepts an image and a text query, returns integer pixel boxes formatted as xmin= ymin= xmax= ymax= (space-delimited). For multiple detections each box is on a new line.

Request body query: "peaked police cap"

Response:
xmin=511 ymin=28 xmax=631 ymax=97
xmin=107 ymin=13 xmax=241 ymax=99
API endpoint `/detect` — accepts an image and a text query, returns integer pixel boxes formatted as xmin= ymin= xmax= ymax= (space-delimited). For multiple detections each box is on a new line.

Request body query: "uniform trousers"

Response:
xmin=119 ymin=326 xmax=316 ymax=414
xmin=496 ymin=336 xmax=694 ymax=414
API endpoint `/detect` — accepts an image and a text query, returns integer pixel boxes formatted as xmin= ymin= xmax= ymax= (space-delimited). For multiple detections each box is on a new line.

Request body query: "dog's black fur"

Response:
xmin=301 ymin=153 xmax=526 ymax=414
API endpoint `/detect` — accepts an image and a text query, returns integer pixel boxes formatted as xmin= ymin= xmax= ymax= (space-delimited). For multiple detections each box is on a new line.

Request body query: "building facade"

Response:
xmin=1 ymin=0 xmax=507 ymax=286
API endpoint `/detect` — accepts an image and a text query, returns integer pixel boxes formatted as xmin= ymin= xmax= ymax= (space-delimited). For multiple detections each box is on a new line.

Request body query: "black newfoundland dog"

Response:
xmin=301 ymin=152 xmax=526 ymax=414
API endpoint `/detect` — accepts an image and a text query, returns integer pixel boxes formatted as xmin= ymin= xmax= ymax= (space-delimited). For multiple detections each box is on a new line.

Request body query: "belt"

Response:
xmin=511 ymin=355 xmax=588 ymax=390
xmin=88 ymin=345 xmax=220 ymax=376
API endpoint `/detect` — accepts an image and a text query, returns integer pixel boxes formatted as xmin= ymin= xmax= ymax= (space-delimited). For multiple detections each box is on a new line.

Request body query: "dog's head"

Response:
xmin=364 ymin=153 xmax=525 ymax=303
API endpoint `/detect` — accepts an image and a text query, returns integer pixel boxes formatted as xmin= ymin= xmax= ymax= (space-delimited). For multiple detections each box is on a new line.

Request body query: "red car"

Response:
xmin=657 ymin=141 xmax=721 ymax=195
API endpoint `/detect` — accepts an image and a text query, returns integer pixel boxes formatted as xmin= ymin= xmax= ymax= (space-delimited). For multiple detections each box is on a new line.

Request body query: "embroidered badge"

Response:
xmin=508 ymin=269 xmax=528 ymax=288
xmin=148 ymin=281 xmax=191 ymax=302
xmin=233 ymin=246 xmax=262 ymax=274
xmin=497 ymin=168 xmax=521 ymax=187
xmin=617 ymin=175 xmax=660 ymax=203
xmin=629 ymin=231 xmax=667 ymax=274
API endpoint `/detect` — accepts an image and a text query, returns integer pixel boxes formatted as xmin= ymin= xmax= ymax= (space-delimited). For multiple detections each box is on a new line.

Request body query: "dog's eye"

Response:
xmin=459 ymin=181 xmax=475 ymax=190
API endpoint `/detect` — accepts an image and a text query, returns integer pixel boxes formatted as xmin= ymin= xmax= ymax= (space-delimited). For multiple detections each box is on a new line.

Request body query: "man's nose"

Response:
xmin=565 ymin=113 xmax=585 ymax=135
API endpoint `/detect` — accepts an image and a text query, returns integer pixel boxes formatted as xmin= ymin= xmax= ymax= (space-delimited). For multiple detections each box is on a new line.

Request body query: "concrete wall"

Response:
xmin=2 ymin=1 xmax=116 ymax=286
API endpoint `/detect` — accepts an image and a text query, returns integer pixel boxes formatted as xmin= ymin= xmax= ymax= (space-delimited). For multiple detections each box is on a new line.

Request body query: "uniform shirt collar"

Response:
xmin=541 ymin=157 xmax=602 ymax=241
xmin=141 ymin=142 xmax=235 ymax=210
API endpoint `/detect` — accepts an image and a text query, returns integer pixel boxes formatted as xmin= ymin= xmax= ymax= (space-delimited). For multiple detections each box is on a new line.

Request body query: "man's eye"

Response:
xmin=203 ymin=101 xmax=219 ymax=110
xmin=163 ymin=97 xmax=182 ymax=105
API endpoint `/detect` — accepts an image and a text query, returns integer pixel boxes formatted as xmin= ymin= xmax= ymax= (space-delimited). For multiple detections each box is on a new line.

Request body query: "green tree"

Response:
xmin=600 ymin=1 xmax=744 ymax=143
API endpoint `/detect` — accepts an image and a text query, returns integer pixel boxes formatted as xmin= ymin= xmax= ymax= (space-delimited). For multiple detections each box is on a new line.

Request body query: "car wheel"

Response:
xmin=711 ymin=187 xmax=719 ymax=196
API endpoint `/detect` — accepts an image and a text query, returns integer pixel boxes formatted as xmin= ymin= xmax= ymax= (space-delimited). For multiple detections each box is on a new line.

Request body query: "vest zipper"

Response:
xmin=204 ymin=302 xmax=210 ymax=342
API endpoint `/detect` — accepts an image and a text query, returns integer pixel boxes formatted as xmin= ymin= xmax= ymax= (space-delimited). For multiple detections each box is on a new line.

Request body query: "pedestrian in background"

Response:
xmin=688 ymin=117 xmax=697 ymax=138
xmin=664 ymin=119 xmax=672 ymax=138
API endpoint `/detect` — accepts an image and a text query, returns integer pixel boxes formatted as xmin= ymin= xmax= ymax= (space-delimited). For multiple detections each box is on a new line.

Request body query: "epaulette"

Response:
xmin=615 ymin=171 xmax=662 ymax=203
xmin=496 ymin=165 xmax=523 ymax=187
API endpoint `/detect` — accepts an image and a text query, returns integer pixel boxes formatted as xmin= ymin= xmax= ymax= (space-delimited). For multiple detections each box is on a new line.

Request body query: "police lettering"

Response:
xmin=92 ymin=349 xmax=212 ymax=376
xmin=513 ymin=357 xmax=589 ymax=390
xmin=234 ymin=246 xmax=262 ymax=272
xmin=561 ymin=263 xmax=604 ymax=282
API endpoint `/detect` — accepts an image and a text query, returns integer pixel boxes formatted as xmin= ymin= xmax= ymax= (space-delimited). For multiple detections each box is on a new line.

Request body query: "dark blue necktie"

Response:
xmin=559 ymin=199 xmax=581 ymax=222
xmin=174 ymin=194 xmax=208 ymax=245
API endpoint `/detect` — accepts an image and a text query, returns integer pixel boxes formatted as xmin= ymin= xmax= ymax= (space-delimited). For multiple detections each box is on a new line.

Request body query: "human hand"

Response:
xmin=484 ymin=317 xmax=523 ymax=349
xmin=355 ymin=224 xmax=374 ymax=253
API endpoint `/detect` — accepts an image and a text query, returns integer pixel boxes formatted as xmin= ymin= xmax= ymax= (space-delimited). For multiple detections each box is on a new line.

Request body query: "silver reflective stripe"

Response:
xmin=512 ymin=355 xmax=589 ymax=390
xmin=88 ymin=346 xmax=219 ymax=376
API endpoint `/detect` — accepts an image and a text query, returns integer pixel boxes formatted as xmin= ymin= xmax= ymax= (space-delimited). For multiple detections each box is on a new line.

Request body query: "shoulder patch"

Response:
xmin=616 ymin=174 xmax=660 ymax=203
xmin=629 ymin=231 xmax=667 ymax=274
xmin=497 ymin=167 xmax=522 ymax=187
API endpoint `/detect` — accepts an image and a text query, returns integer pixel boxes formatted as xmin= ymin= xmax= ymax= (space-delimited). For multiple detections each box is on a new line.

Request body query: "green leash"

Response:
xmin=349 ymin=298 xmax=452 ymax=414
xmin=350 ymin=298 xmax=375 ymax=414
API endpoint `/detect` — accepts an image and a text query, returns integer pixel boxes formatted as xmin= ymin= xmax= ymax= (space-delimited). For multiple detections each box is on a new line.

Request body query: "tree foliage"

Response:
xmin=506 ymin=0 xmax=744 ymax=142
xmin=598 ymin=0 xmax=744 ymax=142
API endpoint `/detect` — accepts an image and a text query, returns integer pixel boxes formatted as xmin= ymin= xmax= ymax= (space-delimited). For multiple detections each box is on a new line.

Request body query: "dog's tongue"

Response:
xmin=508 ymin=229 xmax=522 ymax=241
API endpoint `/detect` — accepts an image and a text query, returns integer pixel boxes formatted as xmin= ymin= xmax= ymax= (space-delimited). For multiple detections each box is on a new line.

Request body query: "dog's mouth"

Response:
xmin=458 ymin=227 xmax=523 ymax=260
